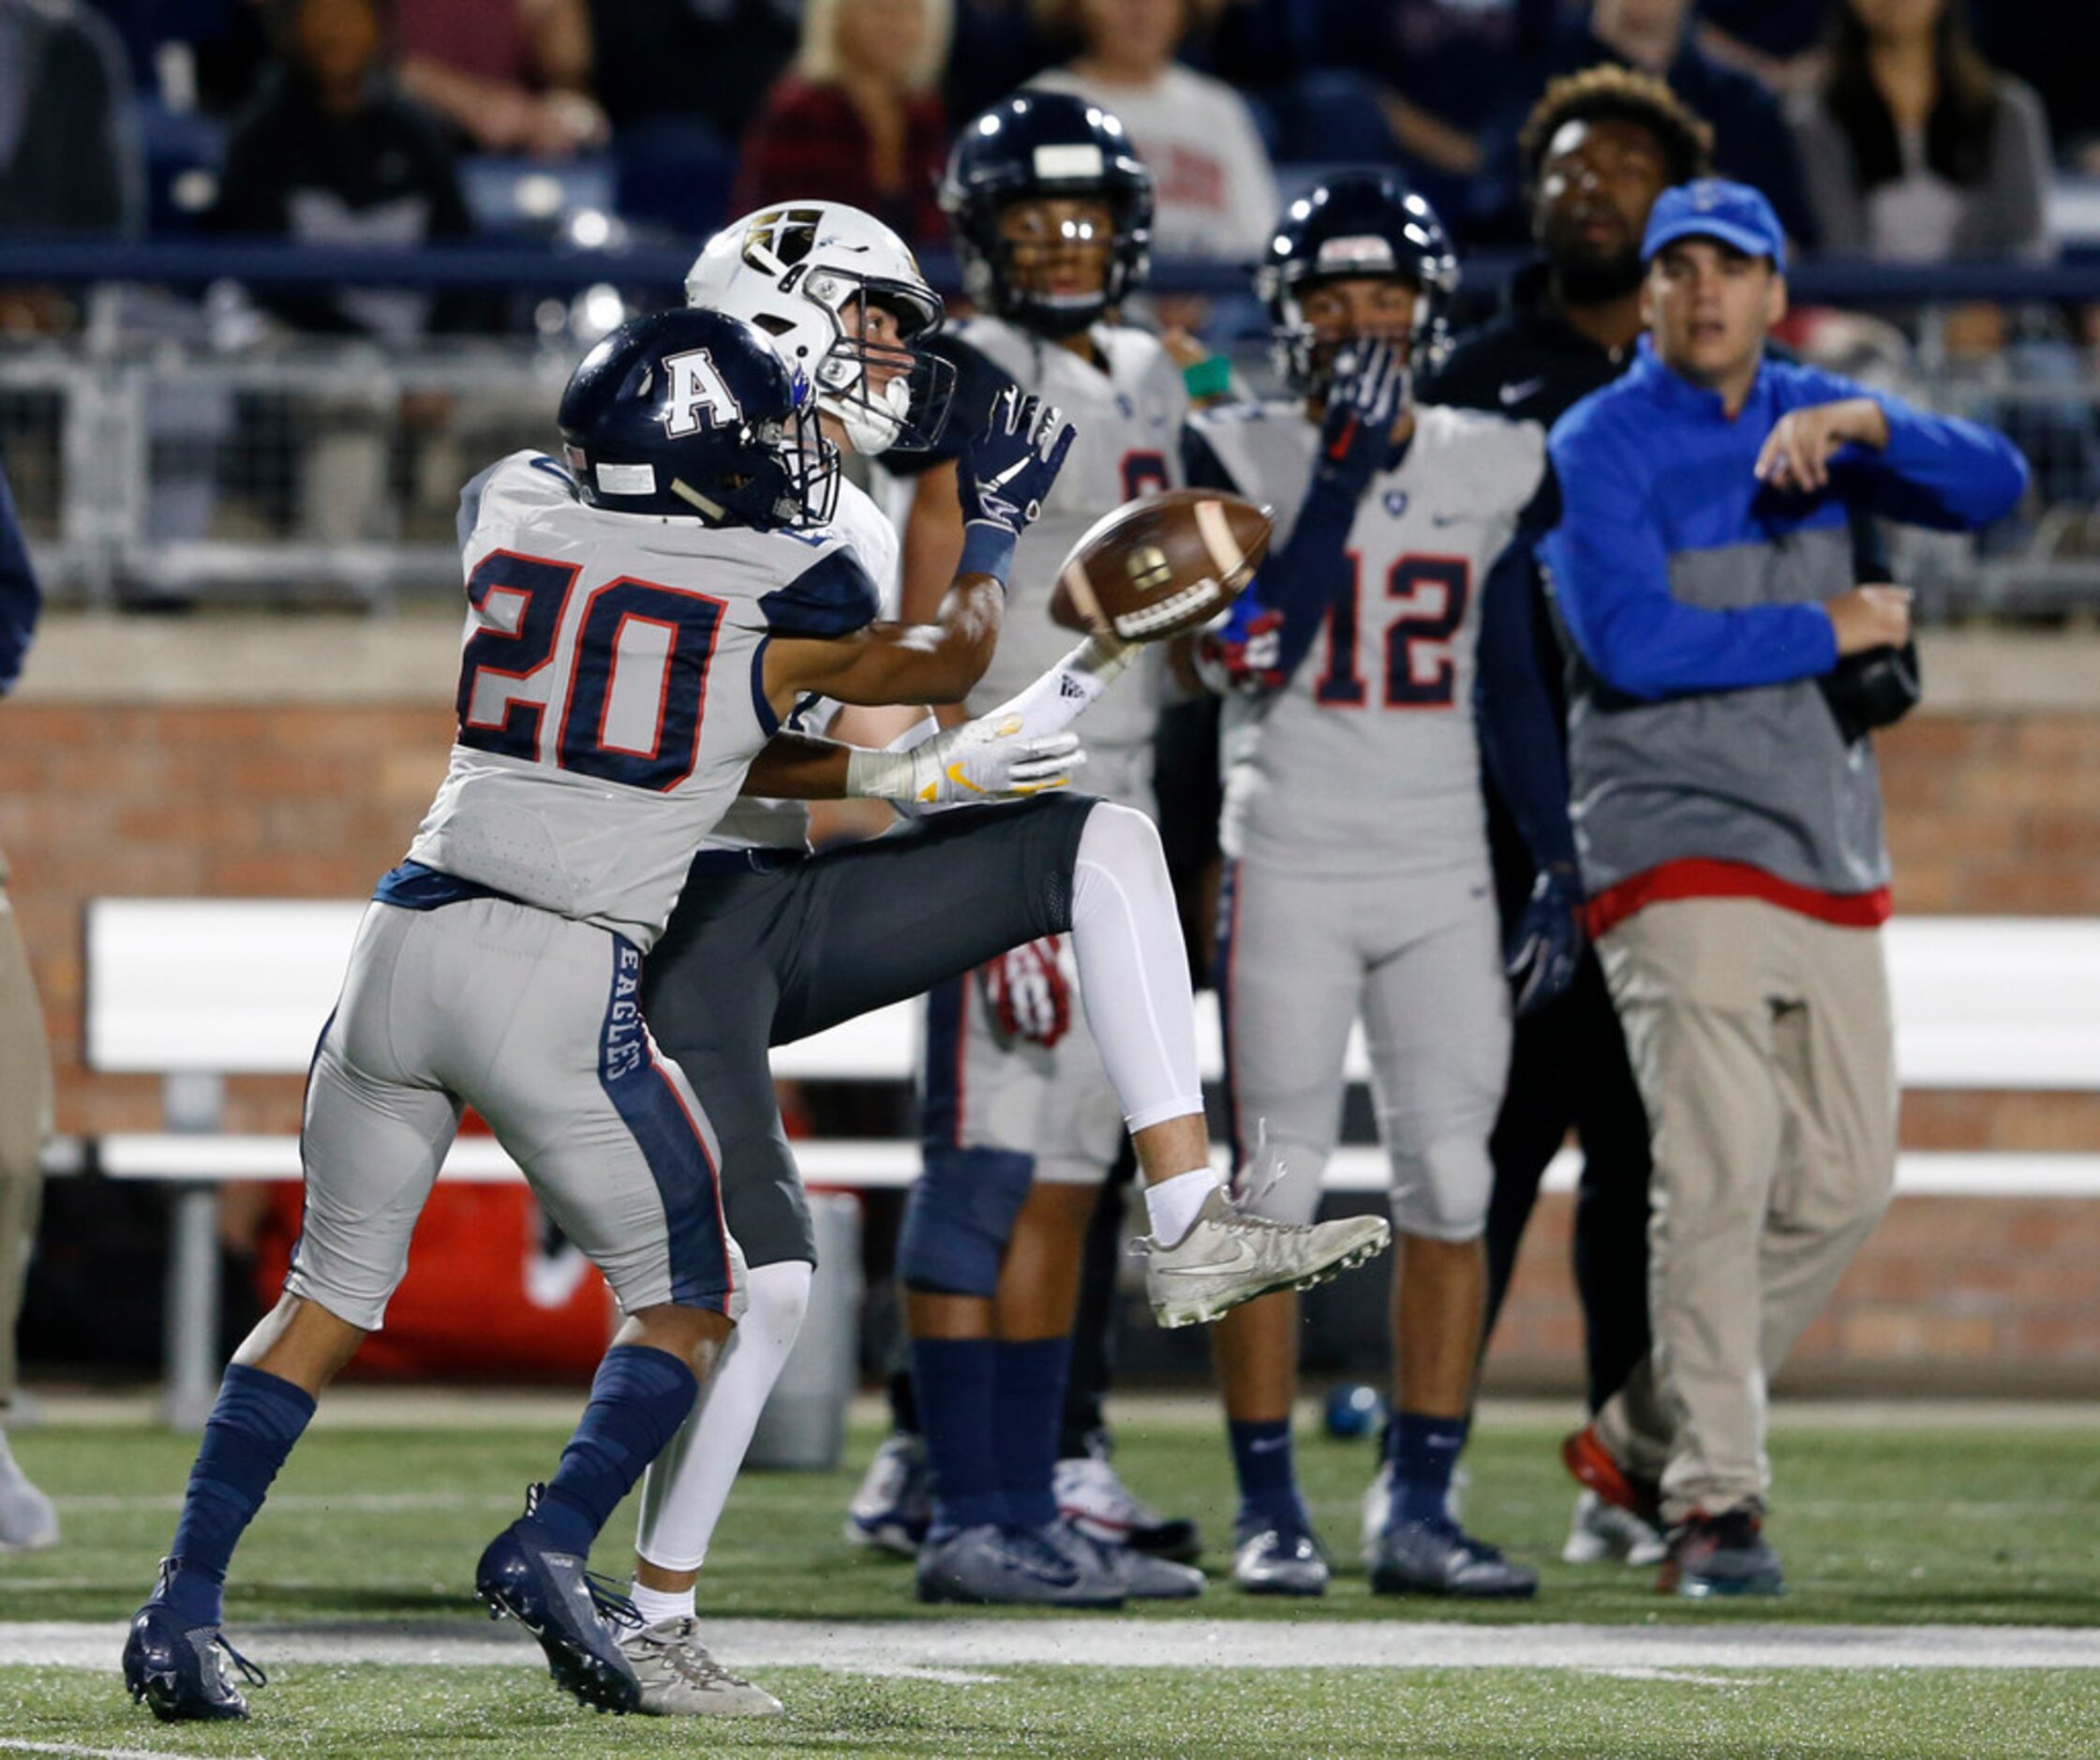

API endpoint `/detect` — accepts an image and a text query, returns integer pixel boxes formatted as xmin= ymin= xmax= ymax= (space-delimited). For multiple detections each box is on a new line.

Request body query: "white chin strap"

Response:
xmin=825 ymin=375 xmax=910 ymax=456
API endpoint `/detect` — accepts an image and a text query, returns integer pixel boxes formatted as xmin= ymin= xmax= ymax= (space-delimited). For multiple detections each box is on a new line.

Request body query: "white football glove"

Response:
xmin=844 ymin=714 xmax=1085 ymax=811
xmin=841 ymin=632 xmax=1135 ymax=811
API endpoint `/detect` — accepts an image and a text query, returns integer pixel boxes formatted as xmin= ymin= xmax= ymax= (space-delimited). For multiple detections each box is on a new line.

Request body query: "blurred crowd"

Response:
xmin=1 ymin=0 xmax=2091 ymax=284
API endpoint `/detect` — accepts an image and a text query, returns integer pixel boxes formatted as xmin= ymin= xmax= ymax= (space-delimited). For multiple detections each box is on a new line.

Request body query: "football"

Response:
xmin=1048 ymin=488 xmax=1273 ymax=643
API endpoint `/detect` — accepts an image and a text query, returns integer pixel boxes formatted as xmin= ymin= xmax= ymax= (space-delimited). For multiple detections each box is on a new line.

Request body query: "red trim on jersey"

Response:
xmin=1585 ymin=858 xmax=1894 ymax=939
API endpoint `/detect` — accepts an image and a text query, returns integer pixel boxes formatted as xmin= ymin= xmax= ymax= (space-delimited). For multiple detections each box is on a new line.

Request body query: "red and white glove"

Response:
xmin=1193 ymin=601 xmax=1286 ymax=694
xmin=980 ymin=934 xmax=1075 ymax=1048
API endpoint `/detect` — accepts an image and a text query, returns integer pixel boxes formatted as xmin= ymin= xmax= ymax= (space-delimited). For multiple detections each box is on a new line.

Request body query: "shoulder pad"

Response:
xmin=760 ymin=544 xmax=882 ymax=638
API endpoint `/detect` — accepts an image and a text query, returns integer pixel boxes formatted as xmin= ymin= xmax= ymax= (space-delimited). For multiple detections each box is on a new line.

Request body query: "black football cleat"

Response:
xmin=122 ymin=1561 xmax=265 ymax=1722
xmin=476 ymin=1485 xmax=642 ymax=1714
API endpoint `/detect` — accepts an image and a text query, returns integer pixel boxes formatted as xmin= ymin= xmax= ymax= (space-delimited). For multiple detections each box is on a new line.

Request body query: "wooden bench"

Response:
xmin=82 ymin=899 xmax=2100 ymax=1424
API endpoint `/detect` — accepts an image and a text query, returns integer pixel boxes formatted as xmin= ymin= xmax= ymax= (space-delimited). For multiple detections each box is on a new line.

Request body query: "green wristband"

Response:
xmin=1182 ymin=355 xmax=1232 ymax=401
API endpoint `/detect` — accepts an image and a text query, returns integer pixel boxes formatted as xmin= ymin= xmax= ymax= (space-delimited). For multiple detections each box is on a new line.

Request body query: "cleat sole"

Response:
xmin=475 ymin=1588 xmax=638 ymax=1716
xmin=1151 ymin=1232 xmax=1393 ymax=1329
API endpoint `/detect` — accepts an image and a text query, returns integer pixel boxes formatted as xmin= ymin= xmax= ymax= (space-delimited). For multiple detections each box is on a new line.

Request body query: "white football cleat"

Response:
xmin=1140 ymin=1187 xmax=1390 ymax=1329
xmin=1361 ymin=1458 xmax=1467 ymax=1560
xmin=1053 ymin=1451 xmax=1201 ymax=1562
xmin=616 ymin=1618 xmax=783 ymax=1718
xmin=0 ymin=1432 xmax=57 ymax=1554
xmin=843 ymin=1432 xmax=931 ymax=1557
xmin=1562 ymin=1488 xmax=1668 ymax=1566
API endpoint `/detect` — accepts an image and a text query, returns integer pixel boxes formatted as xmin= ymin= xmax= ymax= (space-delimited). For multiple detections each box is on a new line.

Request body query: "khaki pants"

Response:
xmin=0 ymin=847 xmax=52 ymax=1415
xmin=1594 ymin=898 xmax=1896 ymax=1521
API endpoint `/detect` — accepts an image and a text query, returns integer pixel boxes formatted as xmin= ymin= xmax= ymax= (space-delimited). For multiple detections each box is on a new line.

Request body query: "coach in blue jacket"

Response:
xmin=1541 ymin=180 xmax=2027 ymax=1599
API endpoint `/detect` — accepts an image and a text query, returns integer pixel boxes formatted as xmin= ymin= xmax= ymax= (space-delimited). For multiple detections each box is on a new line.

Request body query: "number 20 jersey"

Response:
xmin=1188 ymin=400 xmax=1547 ymax=877
xmin=405 ymin=450 xmax=878 ymax=950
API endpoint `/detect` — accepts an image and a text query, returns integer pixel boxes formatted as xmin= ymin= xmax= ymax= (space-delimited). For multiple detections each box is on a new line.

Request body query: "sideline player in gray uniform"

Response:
xmin=1186 ymin=172 xmax=1582 ymax=1599
xmin=121 ymin=307 xmax=1083 ymax=1724
xmin=872 ymin=94 xmax=1225 ymax=1611
xmin=0 ymin=462 xmax=56 ymax=1555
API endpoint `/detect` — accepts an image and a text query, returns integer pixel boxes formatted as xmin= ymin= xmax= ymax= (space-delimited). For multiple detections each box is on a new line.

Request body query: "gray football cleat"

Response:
xmin=1563 ymin=1488 xmax=1668 ymax=1566
xmin=1049 ymin=1519 xmax=1203 ymax=1600
xmin=1230 ymin=1516 xmax=1330 ymax=1597
xmin=1370 ymin=1518 xmax=1539 ymax=1599
xmin=916 ymin=1523 xmax=1124 ymax=1608
xmin=1140 ymin=1187 xmax=1391 ymax=1329
xmin=616 ymin=1618 xmax=783 ymax=1719
xmin=0 ymin=1432 xmax=57 ymax=1554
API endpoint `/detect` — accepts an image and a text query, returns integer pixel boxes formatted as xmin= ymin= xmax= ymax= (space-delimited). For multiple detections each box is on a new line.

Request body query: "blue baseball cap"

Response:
xmin=1641 ymin=179 xmax=1787 ymax=274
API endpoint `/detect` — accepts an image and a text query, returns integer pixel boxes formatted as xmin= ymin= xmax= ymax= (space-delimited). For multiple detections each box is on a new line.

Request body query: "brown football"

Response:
xmin=1048 ymin=488 xmax=1273 ymax=643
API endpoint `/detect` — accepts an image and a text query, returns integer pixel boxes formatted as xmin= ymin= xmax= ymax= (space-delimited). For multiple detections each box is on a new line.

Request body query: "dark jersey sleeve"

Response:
xmin=1180 ymin=420 xmax=1247 ymax=495
xmin=761 ymin=544 xmax=883 ymax=636
xmin=0 ymin=464 xmax=41 ymax=694
xmin=883 ymin=333 xmax=1018 ymax=480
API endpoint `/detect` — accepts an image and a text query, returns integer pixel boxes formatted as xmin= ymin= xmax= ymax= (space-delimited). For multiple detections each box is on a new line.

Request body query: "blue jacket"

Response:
xmin=1541 ymin=339 xmax=2027 ymax=908
xmin=0 ymin=465 xmax=40 ymax=695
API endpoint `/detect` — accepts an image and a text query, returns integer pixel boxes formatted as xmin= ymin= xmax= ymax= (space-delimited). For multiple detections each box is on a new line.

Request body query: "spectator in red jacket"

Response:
xmin=732 ymin=0 xmax=953 ymax=250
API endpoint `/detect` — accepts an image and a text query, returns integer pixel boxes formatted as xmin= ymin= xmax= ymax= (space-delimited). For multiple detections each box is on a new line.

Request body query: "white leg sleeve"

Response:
xmin=633 ymin=1258 xmax=812 ymax=1574
xmin=1069 ymin=803 xmax=1205 ymax=1134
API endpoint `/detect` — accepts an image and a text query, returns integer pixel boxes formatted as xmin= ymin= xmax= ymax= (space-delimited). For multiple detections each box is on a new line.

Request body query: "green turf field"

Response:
xmin=4 ymin=1404 xmax=2096 ymax=1756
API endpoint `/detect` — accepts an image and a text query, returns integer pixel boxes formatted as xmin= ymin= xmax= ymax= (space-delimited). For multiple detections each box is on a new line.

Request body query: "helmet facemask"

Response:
xmin=791 ymin=262 xmax=957 ymax=455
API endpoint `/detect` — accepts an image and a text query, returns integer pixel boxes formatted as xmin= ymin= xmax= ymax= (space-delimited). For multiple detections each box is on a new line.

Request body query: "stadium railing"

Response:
xmin=3 ymin=242 xmax=2098 ymax=617
xmin=74 ymin=897 xmax=2100 ymax=1425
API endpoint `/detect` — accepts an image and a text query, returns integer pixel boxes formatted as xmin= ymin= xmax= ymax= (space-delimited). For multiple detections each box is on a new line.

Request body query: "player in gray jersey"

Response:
xmin=121 ymin=306 xmax=1087 ymax=1726
xmin=848 ymin=91 xmax=1243 ymax=1614
xmin=1184 ymin=173 xmax=1584 ymax=1600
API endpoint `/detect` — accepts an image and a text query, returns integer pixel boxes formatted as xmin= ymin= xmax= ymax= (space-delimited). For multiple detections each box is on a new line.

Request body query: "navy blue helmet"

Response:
xmin=558 ymin=307 xmax=839 ymax=529
xmin=1257 ymin=171 xmax=1460 ymax=396
xmin=940 ymin=91 xmax=1154 ymax=338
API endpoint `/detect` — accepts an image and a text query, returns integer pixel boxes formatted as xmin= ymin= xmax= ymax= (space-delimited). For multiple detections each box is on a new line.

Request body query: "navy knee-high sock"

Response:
xmin=1228 ymin=1417 xmax=1305 ymax=1529
xmin=1386 ymin=1410 xmax=1469 ymax=1529
xmin=163 ymin=1365 xmax=317 ymax=1627
xmin=531 ymin=1345 xmax=699 ymax=1557
xmin=993 ymin=1336 xmax=1071 ymax=1530
xmin=912 ymin=1336 xmax=1003 ymax=1534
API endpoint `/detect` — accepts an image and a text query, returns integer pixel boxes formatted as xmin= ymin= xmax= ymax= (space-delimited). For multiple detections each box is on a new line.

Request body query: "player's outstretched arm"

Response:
xmin=763 ymin=388 xmax=1076 ymax=710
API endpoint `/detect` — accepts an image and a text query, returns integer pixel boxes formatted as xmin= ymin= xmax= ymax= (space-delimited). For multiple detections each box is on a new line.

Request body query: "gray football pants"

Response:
xmin=1217 ymin=858 xmax=1511 ymax=1240
xmin=0 ymin=847 xmax=52 ymax=1415
xmin=1595 ymin=898 xmax=1898 ymax=1522
xmin=641 ymin=794 xmax=1097 ymax=1269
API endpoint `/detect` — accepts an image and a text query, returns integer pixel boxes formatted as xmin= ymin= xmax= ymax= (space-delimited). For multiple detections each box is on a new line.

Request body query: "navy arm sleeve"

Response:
xmin=1542 ymin=414 xmax=1839 ymax=702
xmin=0 ymin=465 xmax=41 ymax=694
xmin=882 ymin=334 xmax=1017 ymax=480
xmin=1475 ymin=471 xmax=1575 ymax=873
xmin=1251 ymin=444 xmax=1374 ymax=688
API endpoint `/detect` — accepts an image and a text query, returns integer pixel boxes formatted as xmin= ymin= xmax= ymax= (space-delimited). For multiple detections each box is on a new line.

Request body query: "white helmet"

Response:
xmin=685 ymin=202 xmax=954 ymax=455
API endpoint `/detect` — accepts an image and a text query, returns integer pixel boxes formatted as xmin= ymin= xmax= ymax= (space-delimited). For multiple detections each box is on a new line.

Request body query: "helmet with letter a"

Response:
xmin=940 ymin=90 xmax=1154 ymax=339
xmin=557 ymin=307 xmax=841 ymax=530
xmin=1258 ymin=169 xmax=1459 ymax=398
xmin=685 ymin=201 xmax=957 ymax=456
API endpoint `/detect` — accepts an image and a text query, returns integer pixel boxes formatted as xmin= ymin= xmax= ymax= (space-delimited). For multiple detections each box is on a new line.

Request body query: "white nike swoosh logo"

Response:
xmin=1498 ymin=378 xmax=1545 ymax=407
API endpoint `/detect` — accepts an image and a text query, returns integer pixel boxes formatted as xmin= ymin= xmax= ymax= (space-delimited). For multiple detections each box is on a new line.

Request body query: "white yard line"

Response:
xmin=0 ymin=1741 xmax=264 ymax=1760
xmin=3 ymin=1619 xmax=2097 ymax=1675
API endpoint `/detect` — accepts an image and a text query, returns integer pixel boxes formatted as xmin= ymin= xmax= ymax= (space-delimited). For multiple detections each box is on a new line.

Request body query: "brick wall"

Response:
xmin=6 ymin=621 xmax=2096 ymax=1389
